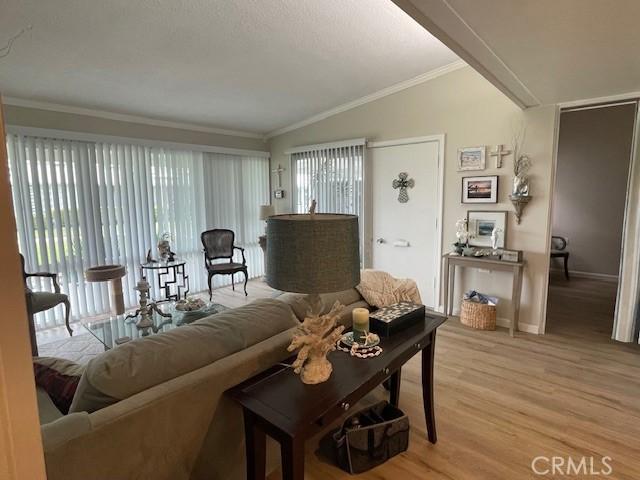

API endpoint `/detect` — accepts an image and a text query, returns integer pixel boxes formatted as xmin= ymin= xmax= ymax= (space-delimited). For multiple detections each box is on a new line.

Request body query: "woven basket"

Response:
xmin=460 ymin=299 xmax=496 ymax=330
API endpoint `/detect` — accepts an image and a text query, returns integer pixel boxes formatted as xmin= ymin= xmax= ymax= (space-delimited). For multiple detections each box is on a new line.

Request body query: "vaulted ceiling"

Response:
xmin=393 ymin=0 xmax=640 ymax=107
xmin=0 ymin=0 xmax=459 ymax=135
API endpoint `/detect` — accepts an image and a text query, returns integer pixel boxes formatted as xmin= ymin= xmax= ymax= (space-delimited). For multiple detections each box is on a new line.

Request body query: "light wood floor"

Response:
xmin=267 ymin=275 xmax=640 ymax=479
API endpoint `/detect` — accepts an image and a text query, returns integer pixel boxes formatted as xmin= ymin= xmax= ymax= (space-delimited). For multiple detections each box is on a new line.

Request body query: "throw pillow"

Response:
xmin=33 ymin=357 xmax=84 ymax=414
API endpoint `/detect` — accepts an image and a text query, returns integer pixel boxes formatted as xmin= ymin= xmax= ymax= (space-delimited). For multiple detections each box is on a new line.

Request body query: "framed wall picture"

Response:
xmin=457 ymin=146 xmax=486 ymax=171
xmin=462 ymin=175 xmax=499 ymax=203
xmin=467 ymin=210 xmax=507 ymax=248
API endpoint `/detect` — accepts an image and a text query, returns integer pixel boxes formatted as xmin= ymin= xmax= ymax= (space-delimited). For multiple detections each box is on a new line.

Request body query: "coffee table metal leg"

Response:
xmin=281 ymin=436 xmax=304 ymax=480
xmin=421 ymin=331 xmax=437 ymax=444
xmin=389 ymin=368 xmax=402 ymax=407
xmin=243 ymin=410 xmax=266 ymax=480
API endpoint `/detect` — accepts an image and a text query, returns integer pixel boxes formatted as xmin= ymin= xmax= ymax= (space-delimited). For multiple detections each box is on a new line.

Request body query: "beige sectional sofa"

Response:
xmin=39 ymin=289 xmax=368 ymax=480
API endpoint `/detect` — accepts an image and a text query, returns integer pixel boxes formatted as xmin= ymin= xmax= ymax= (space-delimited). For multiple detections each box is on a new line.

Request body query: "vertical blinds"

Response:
xmin=6 ymin=133 xmax=269 ymax=330
xmin=290 ymin=139 xmax=365 ymax=261
xmin=291 ymin=141 xmax=364 ymax=216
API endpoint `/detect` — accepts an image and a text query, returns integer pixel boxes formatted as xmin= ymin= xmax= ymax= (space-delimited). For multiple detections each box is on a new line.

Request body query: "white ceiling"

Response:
xmin=393 ymin=0 xmax=640 ymax=107
xmin=0 ymin=0 xmax=459 ymax=135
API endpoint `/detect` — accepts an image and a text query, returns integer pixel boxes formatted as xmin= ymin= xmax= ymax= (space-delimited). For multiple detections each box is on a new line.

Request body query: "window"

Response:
xmin=290 ymin=139 xmax=365 ymax=261
xmin=291 ymin=140 xmax=364 ymax=216
xmin=7 ymin=132 xmax=269 ymax=330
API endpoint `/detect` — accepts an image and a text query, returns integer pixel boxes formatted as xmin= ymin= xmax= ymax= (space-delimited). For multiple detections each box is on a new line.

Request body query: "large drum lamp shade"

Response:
xmin=266 ymin=214 xmax=360 ymax=294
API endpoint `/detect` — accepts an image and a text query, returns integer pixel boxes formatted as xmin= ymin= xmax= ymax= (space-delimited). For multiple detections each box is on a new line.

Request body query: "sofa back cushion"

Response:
xmin=69 ymin=299 xmax=298 ymax=413
xmin=277 ymin=288 xmax=364 ymax=321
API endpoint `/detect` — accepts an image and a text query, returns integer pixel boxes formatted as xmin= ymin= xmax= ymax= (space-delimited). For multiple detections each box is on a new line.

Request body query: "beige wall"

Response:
xmin=270 ymin=67 xmax=558 ymax=332
xmin=552 ymin=105 xmax=636 ymax=276
xmin=0 ymin=99 xmax=47 ymax=479
xmin=4 ymin=105 xmax=268 ymax=151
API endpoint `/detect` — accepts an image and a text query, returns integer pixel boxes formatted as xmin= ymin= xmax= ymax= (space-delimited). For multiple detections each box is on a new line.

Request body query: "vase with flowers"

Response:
xmin=453 ymin=218 xmax=470 ymax=255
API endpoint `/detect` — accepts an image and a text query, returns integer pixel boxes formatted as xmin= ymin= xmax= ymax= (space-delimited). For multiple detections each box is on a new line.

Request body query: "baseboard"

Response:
xmin=496 ymin=317 xmax=539 ymax=334
xmin=550 ymin=268 xmax=618 ymax=282
xmin=450 ymin=308 xmax=540 ymax=334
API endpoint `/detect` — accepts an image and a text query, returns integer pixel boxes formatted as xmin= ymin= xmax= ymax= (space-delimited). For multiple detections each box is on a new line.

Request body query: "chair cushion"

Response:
xmin=29 ymin=291 xmax=68 ymax=313
xmin=69 ymin=298 xmax=299 ymax=413
xmin=206 ymin=262 xmax=246 ymax=272
xmin=33 ymin=357 xmax=84 ymax=414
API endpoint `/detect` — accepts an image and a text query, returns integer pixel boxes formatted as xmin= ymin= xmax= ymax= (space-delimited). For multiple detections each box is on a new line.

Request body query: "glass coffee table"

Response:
xmin=82 ymin=301 xmax=225 ymax=350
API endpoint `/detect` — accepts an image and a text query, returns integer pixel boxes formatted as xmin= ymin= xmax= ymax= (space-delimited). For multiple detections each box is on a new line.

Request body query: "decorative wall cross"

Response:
xmin=271 ymin=164 xmax=285 ymax=188
xmin=490 ymin=144 xmax=513 ymax=168
xmin=392 ymin=172 xmax=415 ymax=203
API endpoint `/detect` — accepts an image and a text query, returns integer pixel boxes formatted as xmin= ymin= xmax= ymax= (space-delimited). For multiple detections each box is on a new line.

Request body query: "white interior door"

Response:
xmin=370 ymin=140 xmax=441 ymax=308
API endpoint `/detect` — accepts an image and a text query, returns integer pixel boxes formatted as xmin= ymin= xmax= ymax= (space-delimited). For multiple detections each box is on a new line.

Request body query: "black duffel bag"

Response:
xmin=319 ymin=400 xmax=409 ymax=474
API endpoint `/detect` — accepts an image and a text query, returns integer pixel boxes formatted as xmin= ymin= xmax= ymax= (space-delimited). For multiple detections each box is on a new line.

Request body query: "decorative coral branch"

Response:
xmin=287 ymin=301 xmax=345 ymax=381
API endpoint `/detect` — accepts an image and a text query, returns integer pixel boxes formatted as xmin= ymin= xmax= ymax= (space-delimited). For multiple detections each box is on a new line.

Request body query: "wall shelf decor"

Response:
xmin=272 ymin=163 xmax=286 ymax=199
xmin=510 ymin=195 xmax=531 ymax=224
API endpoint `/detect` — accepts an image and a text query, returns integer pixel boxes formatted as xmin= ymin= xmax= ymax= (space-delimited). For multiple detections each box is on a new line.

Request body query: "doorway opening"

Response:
xmin=546 ymin=101 xmax=638 ymax=341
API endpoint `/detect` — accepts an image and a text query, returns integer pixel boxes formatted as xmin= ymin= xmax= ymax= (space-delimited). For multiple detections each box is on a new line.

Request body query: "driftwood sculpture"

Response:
xmin=288 ymin=301 xmax=345 ymax=384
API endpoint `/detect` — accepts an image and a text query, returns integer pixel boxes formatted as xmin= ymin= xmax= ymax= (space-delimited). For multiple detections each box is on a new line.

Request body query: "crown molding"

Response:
xmin=265 ymin=60 xmax=467 ymax=139
xmin=2 ymin=97 xmax=265 ymax=140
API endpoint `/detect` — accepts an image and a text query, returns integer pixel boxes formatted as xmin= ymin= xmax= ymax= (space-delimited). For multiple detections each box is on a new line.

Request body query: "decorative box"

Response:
xmin=500 ymin=249 xmax=523 ymax=263
xmin=369 ymin=301 xmax=425 ymax=337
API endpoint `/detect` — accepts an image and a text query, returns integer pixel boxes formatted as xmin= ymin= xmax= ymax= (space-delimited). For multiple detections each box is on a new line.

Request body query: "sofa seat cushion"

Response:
xmin=69 ymin=298 xmax=299 ymax=413
xmin=36 ymin=387 xmax=64 ymax=424
xmin=277 ymin=288 xmax=364 ymax=322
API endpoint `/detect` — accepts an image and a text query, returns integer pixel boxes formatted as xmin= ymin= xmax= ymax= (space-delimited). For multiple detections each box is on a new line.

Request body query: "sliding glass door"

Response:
xmin=6 ymin=132 xmax=269 ymax=330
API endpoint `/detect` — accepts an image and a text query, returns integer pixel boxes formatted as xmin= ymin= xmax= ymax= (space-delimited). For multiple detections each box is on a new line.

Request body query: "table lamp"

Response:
xmin=266 ymin=207 xmax=360 ymax=384
xmin=259 ymin=204 xmax=275 ymax=223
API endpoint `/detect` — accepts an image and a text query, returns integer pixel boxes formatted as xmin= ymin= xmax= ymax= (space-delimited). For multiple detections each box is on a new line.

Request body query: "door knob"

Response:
xmin=376 ymin=238 xmax=386 ymax=244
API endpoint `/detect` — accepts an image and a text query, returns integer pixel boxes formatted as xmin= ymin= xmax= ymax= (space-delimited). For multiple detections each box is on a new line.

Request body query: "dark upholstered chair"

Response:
xmin=551 ymin=236 xmax=570 ymax=280
xmin=20 ymin=254 xmax=71 ymax=356
xmin=201 ymin=229 xmax=248 ymax=300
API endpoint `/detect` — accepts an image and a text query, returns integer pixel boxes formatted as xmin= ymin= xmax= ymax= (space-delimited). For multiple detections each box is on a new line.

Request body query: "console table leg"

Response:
xmin=421 ymin=331 xmax=437 ymax=444
xmin=389 ymin=368 xmax=402 ymax=407
xmin=281 ymin=436 xmax=304 ymax=480
xmin=243 ymin=410 xmax=266 ymax=480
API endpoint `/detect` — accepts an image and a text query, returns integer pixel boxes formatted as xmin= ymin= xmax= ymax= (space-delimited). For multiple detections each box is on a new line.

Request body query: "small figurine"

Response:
xmin=157 ymin=232 xmax=176 ymax=262
xmin=453 ymin=218 xmax=470 ymax=254
xmin=491 ymin=227 xmax=503 ymax=251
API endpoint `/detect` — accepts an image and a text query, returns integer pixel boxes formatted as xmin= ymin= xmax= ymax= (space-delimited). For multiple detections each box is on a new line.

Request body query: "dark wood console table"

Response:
xmin=229 ymin=313 xmax=446 ymax=480
xmin=442 ymin=253 xmax=525 ymax=336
